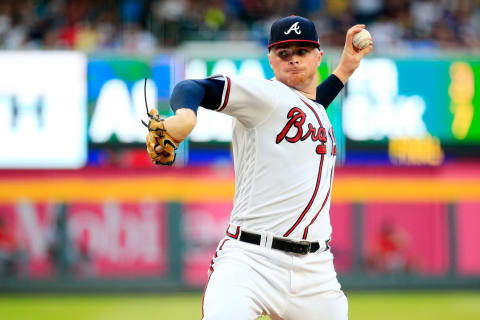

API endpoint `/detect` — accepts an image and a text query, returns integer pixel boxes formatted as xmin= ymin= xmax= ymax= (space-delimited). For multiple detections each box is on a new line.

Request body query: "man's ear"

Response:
xmin=267 ymin=51 xmax=273 ymax=66
xmin=317 ymin=49 xmax=323 ymax=67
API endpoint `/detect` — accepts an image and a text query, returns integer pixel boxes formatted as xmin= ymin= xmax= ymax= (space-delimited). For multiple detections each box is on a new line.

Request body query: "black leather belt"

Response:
xmin=233 ymin=230 xmax=329 ymax=255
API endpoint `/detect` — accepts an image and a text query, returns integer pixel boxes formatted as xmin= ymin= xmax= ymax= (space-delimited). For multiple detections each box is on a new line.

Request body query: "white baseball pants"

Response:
xmin=202 ymin=237 xmax=348 ymax=320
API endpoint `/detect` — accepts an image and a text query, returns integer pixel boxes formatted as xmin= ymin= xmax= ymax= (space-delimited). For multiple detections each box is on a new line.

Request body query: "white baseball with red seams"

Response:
xmin=353 ymin=29 xmax=372 ymax=50
xmin=202 ymin=75 xmax=347 ymax=320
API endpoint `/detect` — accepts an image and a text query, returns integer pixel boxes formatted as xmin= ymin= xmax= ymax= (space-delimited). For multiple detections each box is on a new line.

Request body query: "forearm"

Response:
xmin=163 ymin=108 xmax=197 ymax=142
xmin=332 ymin=66 xmax=352 ymax=85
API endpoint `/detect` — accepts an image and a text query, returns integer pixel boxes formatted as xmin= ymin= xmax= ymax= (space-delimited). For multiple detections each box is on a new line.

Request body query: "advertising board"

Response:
xmin=0 ymin=52 xmax=87 ymax=168
xmin=0 ymin=201 xmax=167 ymax=278
xmin=87 ymin=54 xmax=188 ymax=165
xmin=344 ymin=57 xmax=480 ymax=165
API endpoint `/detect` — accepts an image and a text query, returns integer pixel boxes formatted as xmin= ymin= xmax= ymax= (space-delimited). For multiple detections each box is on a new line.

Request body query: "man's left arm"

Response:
xmin=316 ymin=24 xmax=373 ymax=108
xmin=332 ymin=24 xmax=373 ymax=84
xmin=315 ymin=74 xmax=344 ymax=109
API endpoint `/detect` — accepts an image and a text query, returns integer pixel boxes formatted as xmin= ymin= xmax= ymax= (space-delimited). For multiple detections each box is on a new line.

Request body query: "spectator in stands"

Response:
xmin=0 ymin=0 xmax=479 ymax=50
xmin=365 ymin=220 xmax=420 ymax=274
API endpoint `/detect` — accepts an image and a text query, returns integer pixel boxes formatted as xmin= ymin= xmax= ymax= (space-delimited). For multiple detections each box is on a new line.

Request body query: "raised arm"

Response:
xmin=332 ymin=24 xmax=373 ymax=84
xmin=315 ymin=25 xmax=372 ymax=108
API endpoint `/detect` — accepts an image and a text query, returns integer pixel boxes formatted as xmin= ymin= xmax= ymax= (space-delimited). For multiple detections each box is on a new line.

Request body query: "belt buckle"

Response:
xmin=298 ymin=240 xmax=311 ymax=255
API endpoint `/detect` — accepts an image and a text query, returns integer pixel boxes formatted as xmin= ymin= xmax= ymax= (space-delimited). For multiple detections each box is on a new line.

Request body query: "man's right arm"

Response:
xmin=165 ymin=75 xmax=280 ymax=133
xmin=169 ymin=78 xmax=225 ymax=113
xmin=161 ymin=78 xmax=225 ymax=142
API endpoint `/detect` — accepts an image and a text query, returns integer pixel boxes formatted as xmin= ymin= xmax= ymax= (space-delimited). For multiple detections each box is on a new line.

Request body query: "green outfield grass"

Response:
xmin=0 ymin=291 xmax=478 ymax=320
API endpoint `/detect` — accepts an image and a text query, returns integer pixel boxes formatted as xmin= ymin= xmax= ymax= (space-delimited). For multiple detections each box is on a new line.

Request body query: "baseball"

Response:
xmin=353 ymin=29 xmax=372 ymax=50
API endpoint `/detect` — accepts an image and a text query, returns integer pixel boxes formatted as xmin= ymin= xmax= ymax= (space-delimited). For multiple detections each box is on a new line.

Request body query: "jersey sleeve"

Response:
xmin=211 ymin=75 xmax=280 ymax=128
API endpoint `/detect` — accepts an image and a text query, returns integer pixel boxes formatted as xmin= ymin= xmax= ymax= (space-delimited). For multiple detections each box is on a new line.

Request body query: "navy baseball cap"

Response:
xmin=268 ymin=15 xmax=320 ymax=50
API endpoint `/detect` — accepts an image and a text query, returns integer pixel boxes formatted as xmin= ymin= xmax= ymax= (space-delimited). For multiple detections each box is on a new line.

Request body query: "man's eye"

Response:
xmin=298 ymin=49 xmax=308 ymax=55
xmin=279 ymin=51 xmax=289 ymax=57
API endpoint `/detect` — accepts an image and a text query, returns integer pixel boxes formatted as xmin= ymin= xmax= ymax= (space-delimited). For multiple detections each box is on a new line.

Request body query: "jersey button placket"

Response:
xmin=316 ymin=144 xmax=327 ymax=155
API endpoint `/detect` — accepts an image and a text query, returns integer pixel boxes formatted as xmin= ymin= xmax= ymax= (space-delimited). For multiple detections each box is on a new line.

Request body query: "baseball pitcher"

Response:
xmin=146 ymin=15 xmax=372 ymax=320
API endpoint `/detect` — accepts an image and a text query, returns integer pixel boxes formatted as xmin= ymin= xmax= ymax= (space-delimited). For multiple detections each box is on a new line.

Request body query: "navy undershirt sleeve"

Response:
xmin=170 ymin=75 xmax=342 ymax=113
xmin=169 ymin=78 xmax=225 ymax=114
xmin=315 ymin=74 xmax=344 ymax=109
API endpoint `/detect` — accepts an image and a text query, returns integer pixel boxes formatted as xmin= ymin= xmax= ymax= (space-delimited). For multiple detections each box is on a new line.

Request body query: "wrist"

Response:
xmin=163 ymin=108 xmax=197 ymax=142
xmin=332 ymin=67 xmax=351 ymax=85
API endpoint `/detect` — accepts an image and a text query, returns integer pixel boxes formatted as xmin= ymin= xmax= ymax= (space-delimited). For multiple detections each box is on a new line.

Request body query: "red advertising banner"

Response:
xmin=182 ymin=202 xmax=232 ymax=286
xmin=0 ymin=202 xmax=57 ymax=278
xmin=67 ymin=202 xmax=167 ymax=277
xmin=330 ymin=203 xmax=353 ymax=273
xmin=0 ymin=201 xmax=167 ymax=279
xmin=456 ymin=202 xmax=480 ymax=275
xmin=363 ymin=203 xmax=449 ymax=275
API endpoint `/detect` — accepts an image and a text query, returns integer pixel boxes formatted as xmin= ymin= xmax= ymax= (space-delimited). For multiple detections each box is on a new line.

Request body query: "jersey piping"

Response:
xmin=283 ymin=154 xmax=324 ymax=237
xmin=302 ymin=167 xmax=334 ymax=239
xmin=217 ymin=76 xmax=231 ymax=112
xmin=283 ymin=98 xmax=327 ymax=237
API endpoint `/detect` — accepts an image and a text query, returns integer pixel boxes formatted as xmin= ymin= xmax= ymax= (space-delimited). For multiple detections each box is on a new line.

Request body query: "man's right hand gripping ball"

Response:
xmin=145 ymin=109 xmax=179 ymax=166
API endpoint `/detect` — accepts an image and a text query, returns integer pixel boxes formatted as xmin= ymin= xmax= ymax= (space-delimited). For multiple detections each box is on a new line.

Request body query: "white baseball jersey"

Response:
xmin=212 ymin=75 xmax=337 ymax=241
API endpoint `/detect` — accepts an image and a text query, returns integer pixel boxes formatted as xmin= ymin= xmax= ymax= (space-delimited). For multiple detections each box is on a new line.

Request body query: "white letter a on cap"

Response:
xmin=284 ymin=22 xmax=302 ymax=35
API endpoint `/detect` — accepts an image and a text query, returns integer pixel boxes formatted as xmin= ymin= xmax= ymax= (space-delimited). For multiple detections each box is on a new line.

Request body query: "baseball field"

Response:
xmin=0 ymin=291 xmax=478 ymax=320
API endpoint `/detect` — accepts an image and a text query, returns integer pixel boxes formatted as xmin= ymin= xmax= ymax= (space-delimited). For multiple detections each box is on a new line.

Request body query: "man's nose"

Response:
xmin=288 ymin=60 xmax=299 ymax=65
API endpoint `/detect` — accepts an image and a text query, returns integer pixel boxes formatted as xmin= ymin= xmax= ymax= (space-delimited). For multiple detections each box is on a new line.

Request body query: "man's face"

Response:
xmin=268 ymin=42 xmax=322 ymax=90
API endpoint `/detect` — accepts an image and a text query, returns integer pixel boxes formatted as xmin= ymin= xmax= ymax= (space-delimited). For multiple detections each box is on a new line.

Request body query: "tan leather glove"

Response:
xmin=145 ymin=109 xmax=179 ymax=166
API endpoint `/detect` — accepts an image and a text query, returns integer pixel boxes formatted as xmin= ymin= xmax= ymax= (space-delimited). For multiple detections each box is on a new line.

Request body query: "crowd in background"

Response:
xmin=0 ymin=0 xmax=479 ymax=52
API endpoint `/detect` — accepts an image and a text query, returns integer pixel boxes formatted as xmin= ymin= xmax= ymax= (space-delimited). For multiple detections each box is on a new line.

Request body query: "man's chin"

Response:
xmin=286 ymin=74 xmax=307 ymax=89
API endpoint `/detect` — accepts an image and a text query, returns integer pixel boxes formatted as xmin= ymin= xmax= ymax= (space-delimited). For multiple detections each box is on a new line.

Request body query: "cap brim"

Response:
xmin=268 ymin=39 xmax=320 ymax=49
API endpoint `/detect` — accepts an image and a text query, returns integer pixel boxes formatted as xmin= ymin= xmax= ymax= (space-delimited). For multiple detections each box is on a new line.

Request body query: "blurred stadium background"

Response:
xmin=0 ymin=0 xmax=480 ymax=319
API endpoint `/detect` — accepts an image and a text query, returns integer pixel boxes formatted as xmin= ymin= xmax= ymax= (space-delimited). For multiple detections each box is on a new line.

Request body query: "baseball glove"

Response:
xmin=144 ymin=109 xmax=178 ymax=166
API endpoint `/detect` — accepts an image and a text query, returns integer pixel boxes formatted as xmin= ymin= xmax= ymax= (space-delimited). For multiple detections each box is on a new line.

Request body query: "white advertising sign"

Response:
xmin=89 ymin=79 xmax=158 ymax=143
xmin=0 ymin=52 xmax=87 ymax=168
